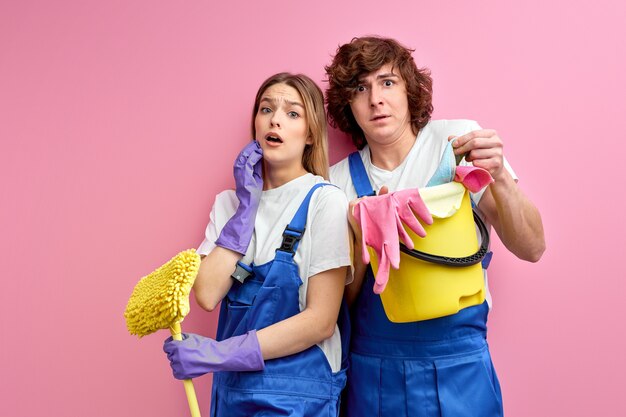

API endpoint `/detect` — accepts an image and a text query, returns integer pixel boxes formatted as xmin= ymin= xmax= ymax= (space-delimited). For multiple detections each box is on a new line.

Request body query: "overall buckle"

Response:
xmin=231 ymin=261 xmax=253 ymax=284
xmin=277 ymin=226 xmax=305 ymax=255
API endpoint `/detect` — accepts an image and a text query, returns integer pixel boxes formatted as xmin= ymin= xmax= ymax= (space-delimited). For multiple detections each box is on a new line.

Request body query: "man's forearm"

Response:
xmin=481 ymin=171 xmax=546 ymax=262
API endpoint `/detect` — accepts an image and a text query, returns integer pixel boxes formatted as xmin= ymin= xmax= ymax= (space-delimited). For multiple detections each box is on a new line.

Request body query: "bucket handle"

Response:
xmin=399 ymin=210 xmax=490 ymax=267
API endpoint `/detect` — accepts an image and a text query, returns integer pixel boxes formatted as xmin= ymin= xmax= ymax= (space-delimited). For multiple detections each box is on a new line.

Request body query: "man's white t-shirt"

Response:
xmin=197 ymin=173 xmax=351 ymax=372
xmin=329 ymin=119 xmax=517 ymax=307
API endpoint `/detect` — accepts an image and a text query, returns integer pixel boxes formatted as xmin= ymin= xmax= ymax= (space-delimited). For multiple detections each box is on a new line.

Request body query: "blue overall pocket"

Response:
xmin=434 ymin=347 xmax=503 ymax=417
xmin=222 ymin=278 xmax=263 ymax=338
xmin=245 ymin=285 xmax=281 ymax=330
xmin=347 ymin=353 xmax=382 ymax=416
xmin=245 ymin=255 xmax=301 ymax=329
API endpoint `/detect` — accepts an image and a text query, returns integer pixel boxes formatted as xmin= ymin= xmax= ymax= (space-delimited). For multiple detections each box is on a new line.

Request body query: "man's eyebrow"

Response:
xmin=357 ymin=73 xmax=399 ymax=83
xmin=376 ymin=73 xmax=399 ymax=79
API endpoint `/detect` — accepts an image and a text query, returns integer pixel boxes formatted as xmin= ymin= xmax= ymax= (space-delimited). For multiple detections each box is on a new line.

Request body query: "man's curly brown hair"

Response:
xmin=325 ymin=36 xmax=434 ymax=150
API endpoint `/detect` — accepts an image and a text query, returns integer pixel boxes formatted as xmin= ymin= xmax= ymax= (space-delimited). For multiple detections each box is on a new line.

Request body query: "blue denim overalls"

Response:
xmin=344 ymin=145 xmax=504 ymax=417
xmin=211 ymin=183 xmax=348 ymax=417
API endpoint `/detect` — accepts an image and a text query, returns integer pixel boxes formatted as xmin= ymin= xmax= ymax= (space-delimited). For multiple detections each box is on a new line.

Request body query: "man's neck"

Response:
xmin=368 ymin=129 xmax=417 ymax=171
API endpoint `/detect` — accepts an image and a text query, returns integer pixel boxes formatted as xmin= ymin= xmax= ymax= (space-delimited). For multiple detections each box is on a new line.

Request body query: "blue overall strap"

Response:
xmin=481 ymin=251 xmax=493 ymax=269
xmin=468 ymin=198 xmax=493 ymax=269
xmin=348 ymin=152 xmax=376 ymax=198
xmin=277 ymin=183 xmax=334 ymax=255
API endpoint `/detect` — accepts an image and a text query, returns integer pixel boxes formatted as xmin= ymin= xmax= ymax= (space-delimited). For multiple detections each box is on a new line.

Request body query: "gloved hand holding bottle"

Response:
xmin=215 ymin=140 xmax=264 ymax=255
xmin=163 ymin=331 xmax=265 ymax=380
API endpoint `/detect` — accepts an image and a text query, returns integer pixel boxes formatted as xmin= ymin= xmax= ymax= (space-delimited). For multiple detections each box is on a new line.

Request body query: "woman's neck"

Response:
xmin=262 ymin=162 xmax=309 ymax=190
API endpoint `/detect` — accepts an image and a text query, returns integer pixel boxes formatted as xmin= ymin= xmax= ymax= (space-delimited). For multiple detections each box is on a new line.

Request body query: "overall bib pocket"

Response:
xmin=434 ymin=348 xmax=503 ymax=417
xmin=244 ymin=285 xmax=281 ymax=330
xmin=222 ymin=278 xmax=262 ymax=337
xmin=347 ymin=352 xmax=382 ymax=416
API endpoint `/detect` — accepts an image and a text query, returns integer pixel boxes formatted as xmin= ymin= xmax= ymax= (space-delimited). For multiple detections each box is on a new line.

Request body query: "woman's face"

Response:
xmin=254 ymin=83 xmax=311 ymax=170
xmin=349 ymin=63 xmax=413 ymax=146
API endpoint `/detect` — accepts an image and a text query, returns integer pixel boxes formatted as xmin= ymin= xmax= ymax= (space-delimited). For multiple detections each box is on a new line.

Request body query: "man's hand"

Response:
xmin=450 ymin=130 xmax=545 ymax=262
xmin=353 ymin=186 xmax=431 ymax=294
xmin=450 ymin=129 xmax=504 ymax=181
xmin=347 ymin=186 xmax=389 ymax=243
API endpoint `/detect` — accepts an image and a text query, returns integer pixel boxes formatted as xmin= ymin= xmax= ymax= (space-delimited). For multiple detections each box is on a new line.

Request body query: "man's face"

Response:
xmin=349 ymin=63 xmax=413 ymax=147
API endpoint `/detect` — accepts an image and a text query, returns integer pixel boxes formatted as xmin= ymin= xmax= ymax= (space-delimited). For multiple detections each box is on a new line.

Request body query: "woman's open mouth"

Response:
xmin=265 ymin=133 xmax=284 ymax=145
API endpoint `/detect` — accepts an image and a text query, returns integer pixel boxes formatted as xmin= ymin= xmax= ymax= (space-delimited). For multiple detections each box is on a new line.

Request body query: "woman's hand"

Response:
xmin=215 ymin=140 xmax=264 ymax=255
xmin=163 ymin=331 xmax=265 ymax=380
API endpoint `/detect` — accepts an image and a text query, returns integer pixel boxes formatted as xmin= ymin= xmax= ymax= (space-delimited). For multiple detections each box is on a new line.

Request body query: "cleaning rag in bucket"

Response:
xmin=454 ymin=166 xmax=494 ymax=193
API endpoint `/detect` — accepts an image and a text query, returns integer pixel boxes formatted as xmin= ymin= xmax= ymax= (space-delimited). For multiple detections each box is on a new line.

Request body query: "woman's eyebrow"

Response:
xmin=287 ymin=100 xmax=304 ymax=108
xmin=260 ymin=97 xmax=304 ymax=108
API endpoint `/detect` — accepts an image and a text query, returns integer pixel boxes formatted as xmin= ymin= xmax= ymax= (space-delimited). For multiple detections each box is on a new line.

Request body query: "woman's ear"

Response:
xmin=306 ymin=134 xmax=314 ymax=145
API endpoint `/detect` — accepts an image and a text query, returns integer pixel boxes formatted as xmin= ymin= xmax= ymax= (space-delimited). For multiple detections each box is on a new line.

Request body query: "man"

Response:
xmin=325 ymin=36 xmax=545 ymax=416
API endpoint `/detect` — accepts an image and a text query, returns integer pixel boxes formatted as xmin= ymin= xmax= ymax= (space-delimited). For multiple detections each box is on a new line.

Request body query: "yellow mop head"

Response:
xmin=124 ymin=249 xmax=201 ymax=337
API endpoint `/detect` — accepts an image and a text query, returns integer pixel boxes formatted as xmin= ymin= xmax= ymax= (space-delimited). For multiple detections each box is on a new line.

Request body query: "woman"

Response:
xmin=163 ymin=73 xmax=351 ymax=417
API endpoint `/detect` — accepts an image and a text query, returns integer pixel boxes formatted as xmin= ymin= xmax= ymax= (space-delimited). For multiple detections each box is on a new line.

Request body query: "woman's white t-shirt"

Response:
xmin=197 ymin=173 xmax=352 ymax=372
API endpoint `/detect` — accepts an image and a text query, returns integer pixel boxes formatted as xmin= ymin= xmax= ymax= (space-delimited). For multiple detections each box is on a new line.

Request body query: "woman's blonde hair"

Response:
xmin=252 ymin=73 xmax=329 ymax=179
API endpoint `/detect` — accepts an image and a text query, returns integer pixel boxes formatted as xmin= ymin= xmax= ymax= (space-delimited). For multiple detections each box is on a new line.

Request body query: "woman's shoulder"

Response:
xmin=309 ymin=177 xmax=349 ymax=211
xmin=212 ymin=189 xmax=238 ymax=213
xmin=311 ymin=175 xmax=347 ymax=196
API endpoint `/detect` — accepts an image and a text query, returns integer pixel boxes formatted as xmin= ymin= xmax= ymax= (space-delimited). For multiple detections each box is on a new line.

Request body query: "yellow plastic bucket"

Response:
xmin=369 ymin=182 xmax=487 ymax=323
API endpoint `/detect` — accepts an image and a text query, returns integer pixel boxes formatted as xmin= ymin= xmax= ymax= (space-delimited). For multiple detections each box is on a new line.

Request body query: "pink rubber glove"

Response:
xmin=454 ymin=166 xmax=493 ymax=193
xmin=392 ymin=188 xmax=433 ymax=239
xmin=354 ymin=188 xmax=432 ymax=294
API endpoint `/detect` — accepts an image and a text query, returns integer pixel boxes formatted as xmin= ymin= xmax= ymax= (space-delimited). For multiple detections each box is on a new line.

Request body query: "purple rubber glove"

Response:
xmin=163 ymin=331 xmax=265 ymax=380
xmin=215 ymin=141 xmax=264 ymax=255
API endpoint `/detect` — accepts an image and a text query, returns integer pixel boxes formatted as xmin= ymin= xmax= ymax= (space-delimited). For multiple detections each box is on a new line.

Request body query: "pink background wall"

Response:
xmin=1 ymin=1 xmax=624 ymax=416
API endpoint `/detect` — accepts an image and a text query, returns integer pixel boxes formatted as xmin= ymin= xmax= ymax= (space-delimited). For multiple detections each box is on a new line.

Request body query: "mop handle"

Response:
xmin=169 ymin=322 xmax=202 ymax=417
